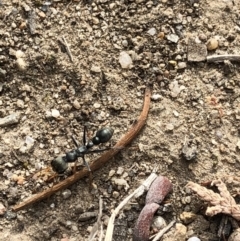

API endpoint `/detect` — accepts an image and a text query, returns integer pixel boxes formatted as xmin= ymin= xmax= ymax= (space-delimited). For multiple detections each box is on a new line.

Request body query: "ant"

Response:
xmin=51 ymin=126 xmax=114 ymax=174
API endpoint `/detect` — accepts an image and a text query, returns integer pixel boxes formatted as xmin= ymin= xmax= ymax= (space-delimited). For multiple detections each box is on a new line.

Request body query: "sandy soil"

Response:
xmin=1 ymin=0 xmax=240 ymax=240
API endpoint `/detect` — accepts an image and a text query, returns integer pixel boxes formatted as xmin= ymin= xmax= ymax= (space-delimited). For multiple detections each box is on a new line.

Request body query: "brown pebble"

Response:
xmin=158 ymin=32 xmax=165 ymax=40
xmin=17 ymin=176 xmax=25 ymax=185
xmin=207 ymin=38 xmax=218 ymax=50
xmin=38 ymin=11 xmax=46 ymax=18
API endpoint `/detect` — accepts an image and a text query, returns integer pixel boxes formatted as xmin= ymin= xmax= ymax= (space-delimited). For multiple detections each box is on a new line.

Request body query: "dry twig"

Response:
xmin=104 ymin=171 xmax=158 ymax=241
xmin=187 ymin=180 xmax=240 ymax=220
xmin=58 ymin=36 xmax=74 ymax=62
xmin=12 ymin=87 xmax=151 ymax=211
xmin=207 ymin=54 xmax=240 ymax=63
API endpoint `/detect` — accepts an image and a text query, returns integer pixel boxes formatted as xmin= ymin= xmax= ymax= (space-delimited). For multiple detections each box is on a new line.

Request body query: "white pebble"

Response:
xmin=90 ymin=65 xmax=101 ymax=73
xmin=119 ymin=51 xmax=132 ymax=69
xmin=16 ymin=99 xmax=24 ymax=108
xmin=169 ymin=80 xmax=185 ymax=98
xmin=116 ymin=167 xmax=124 ymax=175
xmin=93 ymin=102 xmax=101 ymax=109
xmin=152 ymin=216 xmax=166 ymax=230
xmin=151 ymin=94 xmax=162 ymax=101
xmin=15 ymin=50 xmax=25 ymax=59
xmin=73 ymin=99 xmax=81 ymax=109
xmin=173 ymin=110 xmax=179 ymax=117
xmin=188 ymin=237 xmax=201 ymax=241
xmin=51 ymin=109 xmax=60 ymax=118
xmin=109 ymin=170 xmax=115 ymax=177
xmin=112 ymin=178 xmax=129 ymax=190
xmin=147 ymin=27 xmax=157 ymax=36
xmin=62 ymin=189 xmax=71 ymax=199
xmin=50 ymin=203 xmax=55 ymax=208
xmin=122 ymin=40 xmax=128 ymax=47
xmin=25 ymin=136 xmax=35 ymax=145
xmin=16 ymin=58 xmax=27 ymax=71
xmin=167 ymin=34 xmax=179 ymax=43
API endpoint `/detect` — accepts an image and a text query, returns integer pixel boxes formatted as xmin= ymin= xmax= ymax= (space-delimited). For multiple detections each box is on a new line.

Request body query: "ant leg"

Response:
xmin=71 ymin=135 xmax=79 ymax=148
xmin=83 ymin=126 xmax=87 ymax=145
xmin=82 ymin=156 xmax=93 ymax=189
xmin=82 ymin=155 xmax=91 ymax=172
xmin=73 ymin=161 xmax=77 ymax=174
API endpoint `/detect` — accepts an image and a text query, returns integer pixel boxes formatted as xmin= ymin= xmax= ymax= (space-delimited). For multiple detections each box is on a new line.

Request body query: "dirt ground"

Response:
xmin=1 ymin=0 xmax=240 ymax=240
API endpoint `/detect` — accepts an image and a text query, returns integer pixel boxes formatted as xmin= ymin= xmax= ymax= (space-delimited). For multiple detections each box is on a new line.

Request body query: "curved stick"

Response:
xmin=12 ymin=87 xmax=151 ymax=211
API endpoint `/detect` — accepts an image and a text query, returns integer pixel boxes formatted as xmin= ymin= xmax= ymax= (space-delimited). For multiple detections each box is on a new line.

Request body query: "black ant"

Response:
xmin=51 ymin=126 xmax=114 ymax=174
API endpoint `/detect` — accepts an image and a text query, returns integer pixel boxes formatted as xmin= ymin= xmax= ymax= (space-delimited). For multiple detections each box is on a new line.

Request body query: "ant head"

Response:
xmin=92 ymin=136 xmax=101 ymax=145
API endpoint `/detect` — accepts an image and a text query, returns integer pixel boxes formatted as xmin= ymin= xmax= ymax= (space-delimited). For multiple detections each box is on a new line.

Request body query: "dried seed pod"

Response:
xmin=146 ymin=176 xmax=173 ymax=204
xmin=133 ymin=203 xmax=160 ymax=241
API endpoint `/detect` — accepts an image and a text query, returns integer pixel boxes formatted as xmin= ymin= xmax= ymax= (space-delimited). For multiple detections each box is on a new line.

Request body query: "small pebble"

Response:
xmin=112 ymin=178 xmax=129 ymax=190
xmin=17 ymin=176 xmax=25 ymax=185
xmin=72 ymin=225 xmax=78 ymax=231
xmin=147 ymin=27 xmax=156 ymax=36
xmin=11 ymin=174 xmax=19 ymax=182
xmin=16 ymin=99 xmax=24 ymax=108
xmin=173 ymin=110 xmax=179 ymax=117
xmin=5 ymin=210 xmax=17 ymax=220
xmin=180 ymin=211 xmax=196 ymax=224
xmin=0 ymin=113 xmax=20 ymax=127
xmin=151 ymin=216 xmax=166 ymax=230
xmin=90 ymin=65 xmax=101 ymax=73
xmin=151 ymin=94 xmax=162 ymax=101
xmin=66 ymin=220 xmax=72 ymax=226
xmin=78 ymin=211 xmax=98 ymax=221
xmin=119 ymin=51 xmax=132 ymax=69
xmin=50 ymin=203 xmax=55 ymax=208
xmin=103 ymin=215 xmax=110 ymax=226
xmin=0 ymin=203 xmax=6 ymax=216
xmin=206 ymin=38 xmax=218 ymax=50
xmin=15 ymin=50 xmax=25 ymax=58
xmin=166 ymin=123 xmax=174 ymax=131
xmin=93 ymin=103 xmax=101 ymax=109
xmin=169 ymin=80 xmax=185 ymax=98
xmin=187 ymin=237 xmax=201 ymax=241
xmin=38 ymin=11 xmax=46 ymax=18
xmin=62 ymin=189 xmax=71 ymax=199
xmin=158 ymin=32 xmax=165 ymax=40
xmin=178 ymin=62 xmax=187 ymax=69
xmin=51 ymin=109 xmax=60 ymax=118
xmin=92 ymin=17 xmax=99 ymax=25
xmin=116 ymin=166 xmax=124 ymax=175
xmin=167 ymin=34 xmax=179 ymax=43
xmin=109 ymin=170 xmax=115 ymax=177
xmin=174 ymin=223 xmax=187 ymax=240
xmin=25 ymin=136 xmax=35 ymax=146
xmin=112 ymin=191 xmax=120 ymax=198
xmin=16 ymin=58 xmax=27 ymax=71
xmin=122 ymin=40 xmax=128 ymax=47
xmin=73 ymin=99 xmax=81 ymax=109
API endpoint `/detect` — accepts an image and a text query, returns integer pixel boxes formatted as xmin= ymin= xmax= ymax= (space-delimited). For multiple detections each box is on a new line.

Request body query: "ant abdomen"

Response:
xmin=92 ymin=127 xmax=114 ymax=145
xmin=51 ymin=156 xmax=68 ymax=174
